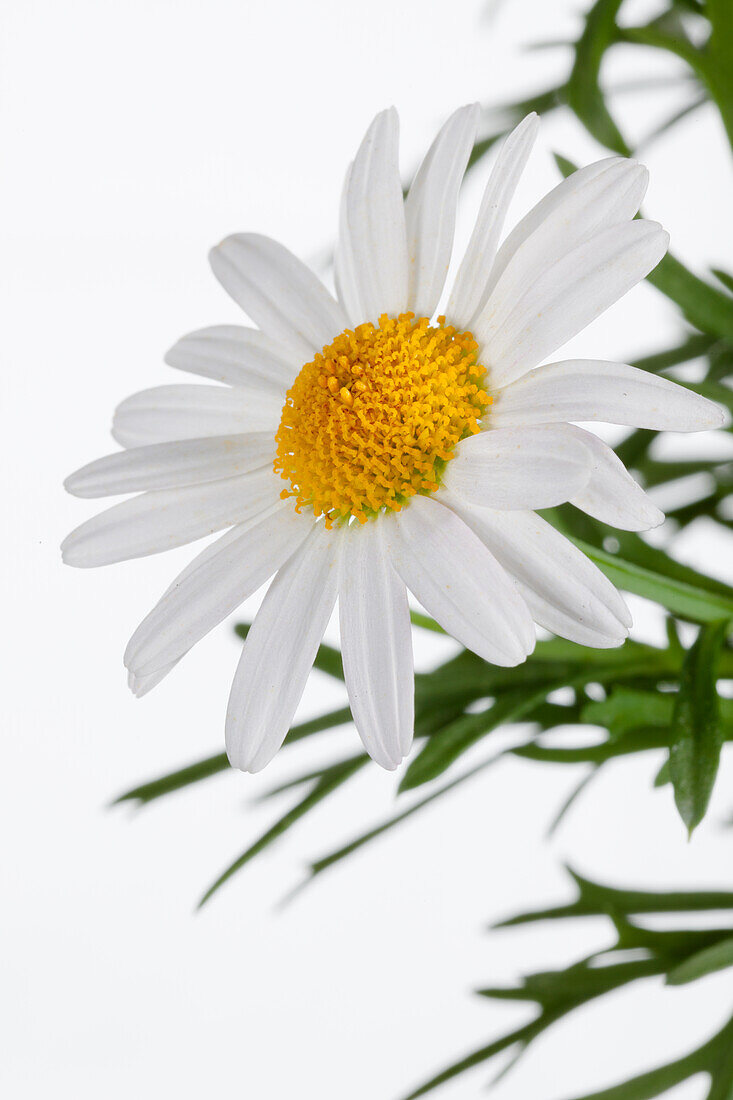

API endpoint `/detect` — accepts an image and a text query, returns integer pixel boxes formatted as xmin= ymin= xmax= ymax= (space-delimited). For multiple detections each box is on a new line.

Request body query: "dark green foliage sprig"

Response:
xmin=402 ymin=868 xmax=733 ymax=1100
xmin=115 ymin=610 xmax=733 ymax=905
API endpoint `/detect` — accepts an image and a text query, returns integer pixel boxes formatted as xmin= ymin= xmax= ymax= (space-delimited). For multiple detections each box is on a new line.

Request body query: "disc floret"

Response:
xmin=274 ymin=312 xmax=490 ymax=526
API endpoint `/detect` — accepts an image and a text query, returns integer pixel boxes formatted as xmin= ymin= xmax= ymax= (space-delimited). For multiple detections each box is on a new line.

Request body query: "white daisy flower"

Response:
xmin=63 ymin=106 xmax=724 ymax=773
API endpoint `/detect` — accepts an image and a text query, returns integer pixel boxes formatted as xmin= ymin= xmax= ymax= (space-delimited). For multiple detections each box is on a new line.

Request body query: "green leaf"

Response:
xmin=612 ymin=913 xmax=731 ymax=961
xmin=197 ymin=753 xmax=368 ymax=907
xmin=293 ymin=656 xmax=723 ymax=889
xmin=707 ymin=340 xmax=733 ymax=382
xmin=114 ymin=705 xmax=352 ymax=806
xmin=581 ymin=688 xmax=673 ymax=739
xmin=404 ymin=941 xmax=671 ymax=1098
xmin=653 ymin=759 xmax=671 ymax=787
xmin=409 ymin=611 xmax=445 ymax=634
xmin=113 ymin=752 xmax=230 ymax=806
xmin=406 ymin=862 xmax=733 ymax=1100
xmin=513 ymin=728 xmax=671 ymax=767
xmin=618 ymin=22 xmax=706 ymax=82
xmin=479 ymin=956 xmax=664 ymax=1011
xmin=637 ymin=92 xmax=708 ymax=152
xmin=634 ymin=457 xmax=726 ymax=489
xmin=622 ymin=2 xmax=733 ymax=152
xmin=611 ymin=533 xmax=733 ymax=606
xmin=613 ymin=428 xmax=657 ymax=470
xmin=567 ymin=0 xmax=630 ymax=154
xmin=561 ymin=1015 xmax=733 ymax=1100
xmin=417 ymin=637 xmax=674 ymax=710
xmin=303 ymin=750 xmax=508 ymax=887
xmin=571 ymin=539 xmax=733 ymax=623
xmin=546 ymin=767 xmax=599 ymax=837
xmin=666 ymin=935 xmax=733 ymax=985
xmin=514 ymin=706 xmax=733 ymax=769
xmin=401 ymin=1020 xmax=541 ymax=1100
xmin=554 ymin=153 xmax=578 ymax=180
xmin=560 ymin=1047 xmax=709 ymax=1100
xmin=669 ymin=620 xmax=730 ymax=834
xmin=495 ymin=867 xmax=733 ymax=927
xmin=712 ymin=268 xmax=733 ymax=296
xmin=400 ymin=690 xmax=544 ymax=791
xmin=647 ymin=253 xmax=733 ymax=339
xmin=403 ymin=639 xmax=685 ymax=791
xmin=631 ymin=333 xmax=716 ymax=374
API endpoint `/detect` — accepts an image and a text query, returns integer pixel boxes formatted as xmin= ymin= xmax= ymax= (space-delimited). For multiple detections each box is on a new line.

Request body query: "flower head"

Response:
xmin=63 ymin=106 xmax=724 ymax=773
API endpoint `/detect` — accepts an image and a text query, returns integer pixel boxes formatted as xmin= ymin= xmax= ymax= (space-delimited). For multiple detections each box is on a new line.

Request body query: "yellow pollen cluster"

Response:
xmin=274 ymin=312 xmax=490 ymax=526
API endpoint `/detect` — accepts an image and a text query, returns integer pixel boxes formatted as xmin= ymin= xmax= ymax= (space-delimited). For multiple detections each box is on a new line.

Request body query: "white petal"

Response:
xmin=127 ymin=522 xmax=261 ymax=693
xmin=125 ymin=505 xmax=312 ymax=678
xmin=209 ymin=233 xmax=347 ymax=359
xmin=112 ymin=384 xmax=283 ymax=448
xmin=485 ymin=156 xmax=627 ymax=298
xmin=442 ymin=492 xmax=631 ymax=646
xmin=61 ymin=466 xmax=283 ymax=567
xmin=384 ymin=495 xmax=535 ymax=666
xmin=524 ymin=591 xmax=625 ymax=648
xmin=339 ymin=520 xmax=414 ymax=769
xmin=405 ymin=103 xmax=480 ymax=319
xmin=491 ymin=358 xmax=727 ymax=431
xmin=128 ymin=661 xmax=180 ymax=698
xmin=478 ymin=220 xmax=669 ymax=388
xmin=343 ymin=108 xmax=409 ymax=322
xmin=165 ymin=325 xmax=299 ymax=389
xmin=568 ymin=426 xmax=664 ymax=530
xmin=225 ymin=523 xmax=341 ymax=773
xmin=334 ymin=161 xmax=364 ymax=327
xmin=65 ymin=433 xmax=274 ymax=498
xmin=477 ymin=158 xmax=648 ymax=333
xmin=442 ymin=424 xmax=592 ymax=510
xmin=448 ymin=113 xmax=538 ymax=328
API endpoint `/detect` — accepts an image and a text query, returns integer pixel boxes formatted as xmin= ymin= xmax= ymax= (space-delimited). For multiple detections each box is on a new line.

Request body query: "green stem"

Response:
xmin=706 ymin=0 xmax=733 ymax=151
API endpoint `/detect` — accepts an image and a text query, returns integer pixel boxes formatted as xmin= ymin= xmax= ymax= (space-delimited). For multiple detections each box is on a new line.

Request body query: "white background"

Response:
xmin=2 ymin=1 xmax=733 ymax=1097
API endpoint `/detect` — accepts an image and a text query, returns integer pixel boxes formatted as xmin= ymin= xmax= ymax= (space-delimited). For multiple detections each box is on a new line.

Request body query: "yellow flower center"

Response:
xmin=274 ymin=312 xmax=490 ymax=526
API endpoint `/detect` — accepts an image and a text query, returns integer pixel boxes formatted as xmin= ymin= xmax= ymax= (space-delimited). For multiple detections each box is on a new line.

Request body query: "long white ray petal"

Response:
xmin=61 ymin=466 xmax=282 ymax=567
xmin=491 ymin=358 xmax=726 ymax=431
xmin=519 ymin=590 xmax=627 ymax=648
xmin=477 ymin=158 xmax=648 ymax=332
xmin=65 ymin=433 xmax=274 ymax=498
xmin=442 ymin=492 xmax=631 ymax=646
xmin=405 ymin=103 xmax=480 ymax=320
xmin=343 ymin=108 xmax=409 ymax=322
xmin=165 ymin=325 xmax=299 ymax=389
xmin=125 ymin=505 xmax=312 ymax=678
xmin=483 ymin=156 xmax=626 ymax=299
xmin=442 ymin=424 xmax=592 ymax=510
xmin=478 ymin=220 xmax=669 ymax=389
xmin=128 ymin=661 xmax=181 ymax=698
xmin=112 ymin=384 xmax=282 ymax=448
xmin=339 ymin=520 xmax=414 ymax=768
xmin=569 ymin=426 xmax=664 ymax=530
xmin=384 ymin=496 xmax=535 ymax=666
xmin=334 ymin=162 xmax=365 ymax=326
xmin=126 ymin=523 xmax=255 ymax=694
xmin=209 ymin=233 xmax=347 ymax=360
xmin=225 ymin=523 xmax=341 ymax=773
xmin=448 ymin=113 xmax=538 ymax=328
